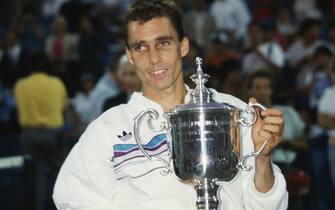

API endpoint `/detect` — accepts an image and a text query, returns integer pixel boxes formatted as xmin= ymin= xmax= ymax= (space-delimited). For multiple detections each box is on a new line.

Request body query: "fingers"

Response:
xmin=260 ymin=109 xmax=283 ymax=118
xmin=257 ymin=129 xmax=282 ymax=148
xmin=257 ymin=108 xmax=284 ymax=140
xmin=257 ymin=129 xmax=273 ymax=141
xmin=248 ymin=97 xmax=257 ymax=104
xmin=262 ymin=116 xmax=284 ymax=125
xmin=259 ymin=110 xmax=284 ymax=137
xmin=261 ymin=124 xmax=282 ymax=133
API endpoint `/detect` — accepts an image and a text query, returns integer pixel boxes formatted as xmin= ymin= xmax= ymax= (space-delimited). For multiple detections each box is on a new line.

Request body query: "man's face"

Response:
xmin=249 ymin=77 xmax=272 ymax=105
xmin=314 ymin=53 xmax=331 ymax=68
xmin=125 ymin=17 xmax=189 ymax=94
xmin=307 ymin=25 xmax=321 ymax=40
xmin=248 ymin=24 xmax=263 ymax=46
xmin=4 ymin=31 xmax=17 ymax=48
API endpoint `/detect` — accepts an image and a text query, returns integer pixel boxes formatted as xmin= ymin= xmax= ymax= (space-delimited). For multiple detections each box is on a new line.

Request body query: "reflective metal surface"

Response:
xmin=133 ymin=57 xmax=267 ymax=210
xmin=167 ymin=108 xmax=239 ymax=181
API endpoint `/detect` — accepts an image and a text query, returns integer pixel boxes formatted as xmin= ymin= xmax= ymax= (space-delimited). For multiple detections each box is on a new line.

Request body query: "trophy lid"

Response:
xmin=171 ymin=57 xmax=235 ymax=112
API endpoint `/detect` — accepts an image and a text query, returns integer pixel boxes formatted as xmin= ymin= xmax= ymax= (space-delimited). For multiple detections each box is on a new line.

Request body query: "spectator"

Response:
xmin=71 ymin=73 xmax=96 ymax=133
xmin=217 ymin=59 xmax=244 ymax=99
xmin=242 ymin=22 xmax=285 ymax=77
xmin=248 ymin=0 xmax=277 ymax=23
xmin=247 ymin=71 xmax=307 ymax=169
xmin=276 ymin=7 xmax=297 ymax=39
xmin=45 ymin=15 xmax=79 ymax=96
xmin=318 ymin=85 xmax=335 ymax=189
xmin=247 ymin=70 xmax=311 ymax=209
xmin=59 ymin=0 xmax=93 ymax=33
xmin=102 ymin=54 xmax=141 ymax=111
xmin=45 ymin=15 xmax=79 ymax=62
xmin=13 ymin=13 xmax=46 ymax=53
xmin=183 ymin=0 xmax=216 ymax=52
xmin=293 ymin=0 xmax=322 ymax=22
xmin=78 ymin=16 xmax=104 ymax=78
xmin=0 ymin=81 xmax=19 ymax=133
xmin=209 ymin=0 xmax=251 ymax=47
xmin=41 ymin=0 xmax=68 ymax=19
xmin=286 ymin=18 xmax=323 ymax=74
xmin=14 ymin=51 xmax=67 ymax=210
xmin=88 ymin=54 xmax=121 ymax=121
xmin=0 ymin=29 xmax=30 ymax=89
xmin=295 ymin=45 xmax=335 ymax=210
xmin=204 ymin=37 xmax=237 ymax=76
xmin=298 ymin=46 xmax=334 ymax=109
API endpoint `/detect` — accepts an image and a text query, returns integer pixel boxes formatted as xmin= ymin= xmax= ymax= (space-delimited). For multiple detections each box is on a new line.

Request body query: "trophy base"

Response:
xmin=194 ymin=178 xmax=220 ymax=210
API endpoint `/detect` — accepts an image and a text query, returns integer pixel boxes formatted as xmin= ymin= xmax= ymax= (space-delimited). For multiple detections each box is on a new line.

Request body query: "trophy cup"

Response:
xmin=133 ymin=57 xmax=267 ymax=210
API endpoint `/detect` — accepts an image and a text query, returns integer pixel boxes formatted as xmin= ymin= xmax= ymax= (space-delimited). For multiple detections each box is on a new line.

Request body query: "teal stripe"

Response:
xmin=113 ymin=133 xmax=166 ymax=152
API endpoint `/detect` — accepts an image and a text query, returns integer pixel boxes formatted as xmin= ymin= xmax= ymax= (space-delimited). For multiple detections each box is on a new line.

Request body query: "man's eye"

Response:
xmin=134 ymin=44 xmax=146 ymax=52
xmin=158 ymin=40 xmax=170 ymax=48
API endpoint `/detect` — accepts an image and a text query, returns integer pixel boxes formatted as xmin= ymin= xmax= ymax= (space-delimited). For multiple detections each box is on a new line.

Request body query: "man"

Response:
xmin=296 ymin=45 xmax=335 ymax=210
xmin=183 ymin=0 xmax=216 ymax=52
xmin=209 ymin=0 xmax=251 ymax=44
xmin=0 ymin=30 xmax=30 ymax=89
xmin=247 ymin=71 xmax=306 ymax=169
xmin=102 ymin=54 xmax=142 ymax=111
xmin=14 ymin=51 xmax=67 ymax=210
xmin=53 ymin=1 xmax=288 ymax=209
xmin=88 ymin=55 xmax=121 ymax=121
xmin=318 ymin=84 xmax=335 ymax=197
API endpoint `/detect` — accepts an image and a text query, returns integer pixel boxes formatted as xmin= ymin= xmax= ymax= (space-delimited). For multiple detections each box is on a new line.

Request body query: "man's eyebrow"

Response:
xmin=129 ymin=36 xmax=174 ymax=49
xmin=129 ymin=40 xmax=145 ymax=49
xmin=155 ymin=36 xmax=173 ymax=41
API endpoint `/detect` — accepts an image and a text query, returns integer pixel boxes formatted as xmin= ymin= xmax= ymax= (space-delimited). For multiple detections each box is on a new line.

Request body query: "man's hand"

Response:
xmin=250 ymin=98 xmax=284 ymax=157
xmin=249 ymin=97 xmax=284 ymax=192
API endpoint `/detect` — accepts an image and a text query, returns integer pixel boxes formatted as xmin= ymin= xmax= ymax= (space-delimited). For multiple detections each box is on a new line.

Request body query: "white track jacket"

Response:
xmin=53 ymin=90 xmax=288 ymax=210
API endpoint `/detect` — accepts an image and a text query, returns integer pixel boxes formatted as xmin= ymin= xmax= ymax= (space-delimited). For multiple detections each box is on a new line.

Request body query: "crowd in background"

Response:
xmin=1 ymin=0 xmax=335 ymax=210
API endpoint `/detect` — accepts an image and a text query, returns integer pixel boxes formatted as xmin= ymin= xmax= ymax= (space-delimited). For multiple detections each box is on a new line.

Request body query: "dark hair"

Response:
xmin=29 ymin=51 xmax=51 ymax=73
xmin=124 ymin=0 xmax=184 ymax=48
xmin=219 ymin=59 xmax=241 ymax=82
xmin=313 ymin=45 xmax=333 ymax=57
xmin=299 ymin=18 xmax=321 ymax=35
xmin=247 ymin=70 xmax=274 ymax=89
xmin=105 ymin=54 xmax=120 ymax=73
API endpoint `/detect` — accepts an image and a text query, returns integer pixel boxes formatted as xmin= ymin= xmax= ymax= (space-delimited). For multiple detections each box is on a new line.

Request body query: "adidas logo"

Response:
xmin=117 ymin=131 xmax=132 ymax=141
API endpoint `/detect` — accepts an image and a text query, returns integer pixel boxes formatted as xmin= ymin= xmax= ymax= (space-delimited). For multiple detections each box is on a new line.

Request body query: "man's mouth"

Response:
xmin=149 ymin=68 xmax=168 ymax=76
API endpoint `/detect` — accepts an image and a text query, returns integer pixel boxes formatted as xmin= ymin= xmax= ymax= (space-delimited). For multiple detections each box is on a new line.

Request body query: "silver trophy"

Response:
xmin=133 ymin=57 xmax=267 ymax=210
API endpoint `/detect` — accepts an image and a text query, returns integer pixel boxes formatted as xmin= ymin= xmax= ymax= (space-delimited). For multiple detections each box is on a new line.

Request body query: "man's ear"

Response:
xmin=180 ymin=37 xmax=190 ymax=58
xmin=125 ymin=48 xmax=135 ymax=65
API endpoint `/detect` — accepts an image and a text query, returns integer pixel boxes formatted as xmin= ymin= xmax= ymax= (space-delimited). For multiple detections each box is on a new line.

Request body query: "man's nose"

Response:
xmin=148 ymin=47 xmax=162 ymax=65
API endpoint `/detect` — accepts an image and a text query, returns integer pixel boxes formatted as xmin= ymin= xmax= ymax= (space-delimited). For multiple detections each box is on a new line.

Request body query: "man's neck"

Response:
xmin=144 ymin=83 xmax=187 ymax=112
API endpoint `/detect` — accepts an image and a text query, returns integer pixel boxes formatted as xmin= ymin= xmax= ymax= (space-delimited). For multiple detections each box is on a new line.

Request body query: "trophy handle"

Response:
xmin=238 ymin=140 xmax=268 ymax=171
xmin=133 ymin=109 xmax=171 ymax=175
xmin=237 ymin=102 xmax=266 ymax=127
xmin=236 ymin=102 xmax=268 ymax=171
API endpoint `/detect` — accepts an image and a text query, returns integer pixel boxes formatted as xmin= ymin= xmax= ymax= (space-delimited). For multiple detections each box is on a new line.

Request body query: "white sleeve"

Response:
xmin=238 ymin=122 xmax=288 ymax=210
xmin=242 ymin=164 xmax=288 ymax=210
xmin=53 ymin=121 xmax=120 ymax=210
xmin=235 ymin=1 xmax=251 ymax=39
xmin=318 ymin=88 xmax=332 ymax=113
xmin=285 ymin=42 xmax=301 ymax=68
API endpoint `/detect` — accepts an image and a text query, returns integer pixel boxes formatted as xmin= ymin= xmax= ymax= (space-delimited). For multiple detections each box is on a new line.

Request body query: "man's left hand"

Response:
xmin=249 ymin=98 xmax=284 ymax=157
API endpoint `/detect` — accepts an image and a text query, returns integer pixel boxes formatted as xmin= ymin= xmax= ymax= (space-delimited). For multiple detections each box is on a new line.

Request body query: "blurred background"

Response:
xmin=1 ymin=0 xmax=335 ymax=210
